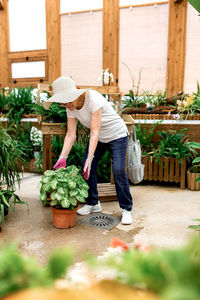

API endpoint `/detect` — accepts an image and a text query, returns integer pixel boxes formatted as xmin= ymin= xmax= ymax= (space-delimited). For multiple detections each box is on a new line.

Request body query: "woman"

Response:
xmin=44 ymin=76 xmax=133 ymax=225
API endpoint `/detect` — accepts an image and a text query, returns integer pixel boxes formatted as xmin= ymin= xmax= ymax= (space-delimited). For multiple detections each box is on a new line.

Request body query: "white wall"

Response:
xmin=184 ymin=4 xmax=200 ymax=93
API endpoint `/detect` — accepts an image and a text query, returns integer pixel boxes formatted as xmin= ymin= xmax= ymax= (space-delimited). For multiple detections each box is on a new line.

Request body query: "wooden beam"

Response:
xmin=103 ymin=0 xmax=119 ymax=86
xmin=46 ymin=0 xmax=61 ymax=83
xmin=0 ymin=0 xmax=8 ymax=87
xmin=166 ymin=0 xmax=187 ymax=97
xmin=0 ymin=0 xmax=3 ymax=10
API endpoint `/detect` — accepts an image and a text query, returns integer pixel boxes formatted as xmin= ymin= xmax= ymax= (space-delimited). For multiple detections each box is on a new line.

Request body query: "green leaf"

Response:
xmin=70 ymin=197 xmax=77 ymax=206
xmin=61 ymin=197 xmax=70 ymax=208
xmin=57 ymin=187 xmax=65 ymax=195
xmin=79 ymin=189 xmax=88 ymax=198
xmin=196 ymin=177 xmax=200 ymax=182
xmin=51 ymin=199 xmax=58 ymax=206
xmin=75 ymin=195 xmax=85 ymax=203
xmin=190 ymin=142 xmax=200 ymax=149
xmin=50 ymin=191 xmax=56 ymax=200
xmin=70 ymin=190 xmax=78 ymax=197
xmin=55 ymin=193 xmax=62 ymax=201
xmin=0 ymin=204 xmax=5 ymax=226
xmin=2 ymin=194 xmax=10 ymax=207
xmin=40 ymin=193 xmax=47 ymax=202
xmin=192 ymin=157 xmax=200 ymax=164
xmin=44 ymin=170 xmax=55 ymax=176
xmin=68 ymin=180 xmax=76 ymax=189
xmin=188 ymin=225 xmax=200 ymax=230
xmin=50 ymin=179 xmax=57 ymax=190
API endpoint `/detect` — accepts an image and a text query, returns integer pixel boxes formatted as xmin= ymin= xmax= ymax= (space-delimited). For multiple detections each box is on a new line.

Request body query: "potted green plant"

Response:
xmin=0 ymin=183 xmax=28 ymax=229
xmin=40 ymin=165 xmax=89 ymax=229
xmin=0 ymin=123 xmax=29 ymax=229
xmin=140 ymin=129 xmax=197 ymax=188
xmin=187 ymin=142 xmax=200 ymax=191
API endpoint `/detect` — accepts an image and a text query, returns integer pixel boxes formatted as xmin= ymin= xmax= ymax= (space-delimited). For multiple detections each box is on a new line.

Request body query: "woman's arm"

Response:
xmin=60 ymin=117 xmax=77 ymax=157
xmin=82 ymin=108 xmax=102 ymax=180
xmin=88 ymin=108 xmax=102 ymax=156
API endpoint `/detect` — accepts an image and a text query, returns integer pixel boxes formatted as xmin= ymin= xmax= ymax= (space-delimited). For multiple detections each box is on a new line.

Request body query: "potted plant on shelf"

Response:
xmin=139 ymin=128 xmax=197 ymax=188
xmin=30 ymin=126 xmax=43 ymax=159
xmin=187 ymin=142 xmax=200 ymax=191
xmin=40 ymin=165 xmax=89 ymax=229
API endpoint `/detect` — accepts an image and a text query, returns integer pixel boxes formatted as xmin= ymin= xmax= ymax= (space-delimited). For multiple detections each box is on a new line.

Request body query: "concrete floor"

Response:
xmin=0 ymin=173 xmax=200 ymax=265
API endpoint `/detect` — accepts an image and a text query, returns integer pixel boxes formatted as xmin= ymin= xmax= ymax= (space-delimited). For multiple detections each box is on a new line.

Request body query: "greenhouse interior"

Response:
xmin=0 ymin=0 xmax=200 ymax=299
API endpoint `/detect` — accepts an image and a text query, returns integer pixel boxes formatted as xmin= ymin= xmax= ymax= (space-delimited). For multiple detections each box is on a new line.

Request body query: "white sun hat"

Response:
xmin=43 ymin=76 xmax=87 ymax=109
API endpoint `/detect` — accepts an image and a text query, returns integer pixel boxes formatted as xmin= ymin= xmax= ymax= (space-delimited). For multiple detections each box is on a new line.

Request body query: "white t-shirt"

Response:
xmin=67 ymin=90 xmax=128 ymax=143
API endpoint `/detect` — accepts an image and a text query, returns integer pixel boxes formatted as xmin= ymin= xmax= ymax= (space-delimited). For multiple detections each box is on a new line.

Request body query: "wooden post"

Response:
xmin=0 ymin=0 xmax=4 ymax=10
xmin=103 ymin=0 xmax=119 ymax=86
xmin=43 ymin=135 xmax=52 ymax=172
xmin=0 ymin=0 xmax=8 ymax=87
xmin=166 ymin=0 xmax=187 ymax=97
xmin=46 ymin=0 xmax=61 ymax=83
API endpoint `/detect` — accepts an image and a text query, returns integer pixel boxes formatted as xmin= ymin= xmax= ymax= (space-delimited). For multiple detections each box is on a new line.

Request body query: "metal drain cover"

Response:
xmin=79 ymin=213 xmax=120 ymax=230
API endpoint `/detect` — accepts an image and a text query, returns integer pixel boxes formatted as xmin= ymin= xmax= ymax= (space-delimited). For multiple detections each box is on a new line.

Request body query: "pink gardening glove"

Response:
xmin=53 ymin=157 xmax=67 ymax=170
xmin=82 ymin=154 xmax=94 ymax=180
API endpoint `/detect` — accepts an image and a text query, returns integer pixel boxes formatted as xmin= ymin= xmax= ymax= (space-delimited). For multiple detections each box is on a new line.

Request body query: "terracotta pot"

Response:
xmin=187 ymin=170 xmax=200 ymax=191
xmin=51 ymin=206 xmax=78 ymax=229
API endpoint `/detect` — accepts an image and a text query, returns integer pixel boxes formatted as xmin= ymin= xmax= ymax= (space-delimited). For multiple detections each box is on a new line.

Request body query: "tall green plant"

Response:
xmin=0 ymin=123 xmax=25 ymax=189
xmin=135 ymin=121 xmax=162 ymax=155
xmin=152 ymin=129 xmax=197 ymax=163
xmin=6 ymin=87 xmax=34 ymax=123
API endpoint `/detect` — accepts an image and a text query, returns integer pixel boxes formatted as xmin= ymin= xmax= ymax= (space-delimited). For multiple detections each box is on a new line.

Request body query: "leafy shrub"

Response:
xmin=0 ymin=243 xmax=74 ymax=298
xmin=32 ymin=102 xmax=67 ymax=123
xmin=40 ymin=166 xmax=89 ymax=209
xmin=152 ymin=129 xmax=197 ymax=163
xmin=105 ymin=237 xmax=200 ymax=300
xmin=6 ymin=87 xmax=34 ymax=123
xmin=134 ymin=121 xmax=161 ymax=155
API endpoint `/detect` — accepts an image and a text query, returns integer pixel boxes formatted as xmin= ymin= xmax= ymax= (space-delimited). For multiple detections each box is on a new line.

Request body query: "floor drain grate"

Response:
xmin=79 ymin=213 xmax=120 ymax=230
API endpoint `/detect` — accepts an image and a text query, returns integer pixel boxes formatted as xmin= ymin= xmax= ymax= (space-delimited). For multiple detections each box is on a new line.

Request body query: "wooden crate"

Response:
xmin=142 ymin=156 xmax=187 ymax=189
xmin=97 ymin=183 xmax=117 ymax=201
xmin=187 ymin=170 xmax=200 ymax=191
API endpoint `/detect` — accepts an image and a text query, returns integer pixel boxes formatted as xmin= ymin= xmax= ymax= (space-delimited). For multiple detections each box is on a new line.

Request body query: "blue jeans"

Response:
xmin=82 ymin=136 xmax=133 ymax=211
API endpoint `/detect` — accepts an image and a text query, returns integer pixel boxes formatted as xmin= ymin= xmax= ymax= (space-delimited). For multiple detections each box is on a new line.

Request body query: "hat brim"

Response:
xmin=43 ymin=88 xmax=87 ymax=109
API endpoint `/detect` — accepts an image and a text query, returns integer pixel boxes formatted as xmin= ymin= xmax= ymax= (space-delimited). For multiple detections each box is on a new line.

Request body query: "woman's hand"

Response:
xmin=82 ymin=154 xmax=94 ymax=180
xmin=53 ymin=157 xmax=67 ymax=170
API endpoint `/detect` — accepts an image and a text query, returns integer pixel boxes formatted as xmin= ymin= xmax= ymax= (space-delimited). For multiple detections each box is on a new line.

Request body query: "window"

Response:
xmin=8 ymin=0 xmax=46 ymax=52
xmin=120 ymin=0 xmax=167 ymax=6
xmin=60 ymin=0 xmax=103 ymax=13
xmin=11 ymin=61 xmax=45 ymax=79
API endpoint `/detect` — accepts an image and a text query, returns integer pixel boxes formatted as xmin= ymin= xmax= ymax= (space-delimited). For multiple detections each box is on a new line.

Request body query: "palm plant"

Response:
xmin=31 ymin=102 xmax=67 ymax=123
xmin=152 ymin=129 xmax=197 ymax=164
xmin=0 ymin=123 xmax=25 ymax=188
xmin=0 ymin=123 xmax=27 ymax=227
xmin=6 ymin=87 xmax=34 ymax=123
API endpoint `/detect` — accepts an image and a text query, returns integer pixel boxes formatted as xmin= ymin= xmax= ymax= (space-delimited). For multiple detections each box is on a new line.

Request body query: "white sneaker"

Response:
xmin=77 ymin=201 xmax=102 ymax=216
xmin=121 ymin=209 xmax=133 ymax=225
